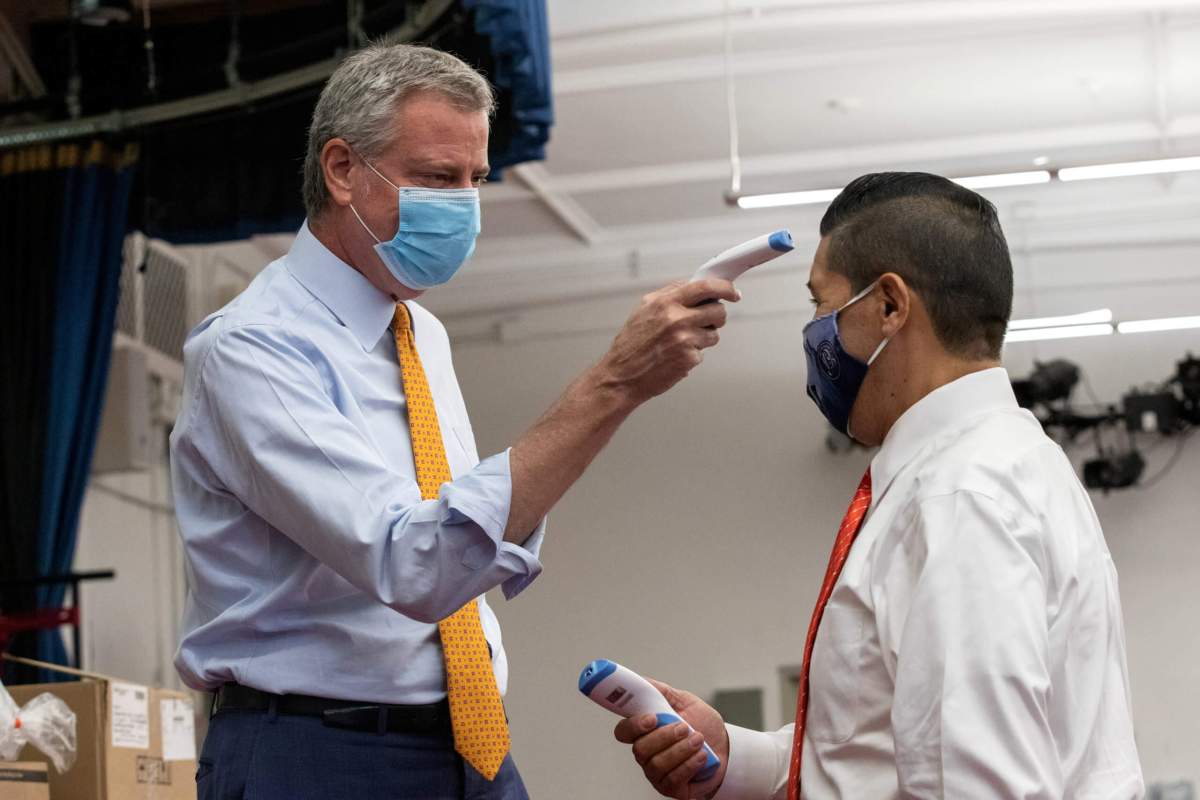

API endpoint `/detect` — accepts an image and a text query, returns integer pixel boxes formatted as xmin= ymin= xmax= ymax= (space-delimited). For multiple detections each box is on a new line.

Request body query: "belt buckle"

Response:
xmin=321 ymin=705 xmax=380 ymax=731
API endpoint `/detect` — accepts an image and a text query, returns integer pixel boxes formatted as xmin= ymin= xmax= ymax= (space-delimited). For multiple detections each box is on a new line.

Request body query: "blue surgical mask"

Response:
xmin=349 ymin=158 xmax=481 ymax=290
xmin=802 ymin=280 xmax=889 ymax=439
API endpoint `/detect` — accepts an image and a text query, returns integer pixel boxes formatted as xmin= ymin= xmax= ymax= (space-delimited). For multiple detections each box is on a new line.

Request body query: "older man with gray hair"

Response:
xmin=170 ymin=42 xmax=738 ymax=799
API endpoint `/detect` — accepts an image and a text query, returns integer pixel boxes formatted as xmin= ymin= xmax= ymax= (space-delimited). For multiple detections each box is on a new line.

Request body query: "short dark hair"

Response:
xmin=819 ymin=172 xmax=1013 ymax=360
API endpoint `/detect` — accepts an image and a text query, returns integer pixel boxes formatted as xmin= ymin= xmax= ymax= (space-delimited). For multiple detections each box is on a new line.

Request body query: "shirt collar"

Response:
xmin=870 ymin=367 xmax=1018 ymax=500
xmin=285 ymin=220 xmax=396 ymax=351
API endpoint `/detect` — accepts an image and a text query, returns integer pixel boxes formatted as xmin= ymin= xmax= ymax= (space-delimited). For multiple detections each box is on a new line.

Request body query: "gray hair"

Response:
xmin=302 ymin=42 xmax=495 ymax=220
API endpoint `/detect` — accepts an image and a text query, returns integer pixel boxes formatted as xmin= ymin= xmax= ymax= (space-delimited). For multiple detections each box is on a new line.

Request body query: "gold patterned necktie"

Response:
xmin=392 ymin=303 xmax=511 ymax=780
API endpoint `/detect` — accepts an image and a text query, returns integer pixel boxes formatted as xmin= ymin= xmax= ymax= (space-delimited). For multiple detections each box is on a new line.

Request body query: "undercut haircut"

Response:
xmin=819 ymin=172 xmax=1014 ymax=360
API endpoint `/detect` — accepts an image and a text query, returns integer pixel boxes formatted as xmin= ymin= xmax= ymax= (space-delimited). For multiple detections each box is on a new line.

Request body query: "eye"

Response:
xmin=473 ymin=176 xmax=489 ymax=186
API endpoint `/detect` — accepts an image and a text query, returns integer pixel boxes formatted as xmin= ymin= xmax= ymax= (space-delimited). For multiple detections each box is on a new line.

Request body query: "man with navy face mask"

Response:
xmin=614 ymin=173 xmax=1143 ymax=799
xmin=170 ymin=43 xmax=738 ymax=800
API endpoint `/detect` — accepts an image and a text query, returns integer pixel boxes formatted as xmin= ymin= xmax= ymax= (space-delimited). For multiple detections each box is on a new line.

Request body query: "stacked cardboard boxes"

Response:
xmin=5 ymin=660 xmax=197 ymax=800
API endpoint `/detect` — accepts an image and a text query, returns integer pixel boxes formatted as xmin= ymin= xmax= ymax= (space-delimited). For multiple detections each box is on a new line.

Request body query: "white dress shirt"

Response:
xmin=715 ymin=368 xmax=1143 ymax=799
xmin=171 ymin=222 xmax=545 ymax=704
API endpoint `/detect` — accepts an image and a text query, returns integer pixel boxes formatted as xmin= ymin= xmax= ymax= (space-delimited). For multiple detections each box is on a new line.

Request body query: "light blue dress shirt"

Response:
xmin=170 ymin=222 xmax=545 ymax=704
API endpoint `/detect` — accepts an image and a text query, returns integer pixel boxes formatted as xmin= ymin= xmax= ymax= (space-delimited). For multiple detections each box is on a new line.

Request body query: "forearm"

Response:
xmin=502 ymin=277 xmax=739 ymax=542
xmin=503 ymin=362 xmax=639 ymax=542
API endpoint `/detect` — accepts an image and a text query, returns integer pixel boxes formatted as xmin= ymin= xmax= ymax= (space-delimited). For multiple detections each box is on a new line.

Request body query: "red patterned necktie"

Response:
xmin=786 ymin=468 xmax=873 ymax=800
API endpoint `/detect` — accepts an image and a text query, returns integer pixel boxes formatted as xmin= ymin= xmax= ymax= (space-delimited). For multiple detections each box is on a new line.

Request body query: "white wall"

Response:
xmin=73 ymin=429 xmax=188 ymax=691
xmin=451 ymin=242 xmax=1200 ymax=798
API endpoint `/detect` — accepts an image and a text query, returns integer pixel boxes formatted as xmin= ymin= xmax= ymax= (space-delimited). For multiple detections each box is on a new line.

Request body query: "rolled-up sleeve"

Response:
xmin=439 ymin=451 xmax=546 ymax=599
xmin=174 ymin=322 xmax=543 ymax=624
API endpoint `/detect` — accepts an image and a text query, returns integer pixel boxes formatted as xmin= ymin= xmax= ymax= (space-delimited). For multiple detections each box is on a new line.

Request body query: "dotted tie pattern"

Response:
xmin=786 ymin=468 xmax=872 ymax=800
xmin=393 ymin=304 xmax=511 ymax=781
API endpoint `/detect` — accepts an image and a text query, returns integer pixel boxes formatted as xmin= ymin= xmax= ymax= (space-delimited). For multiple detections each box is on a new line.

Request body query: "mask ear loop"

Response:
xmin=360 ymin=156 xmax=401 ymax=191
xmin=839 ymin=279 xmax=880 ymax=312
xmin=845 ymin=278 xmax=891 ymax=365
xmin=347 ymin=148 xmax=400 ymax=244
xmin=866 ymin=336 xmax=890 ymax=366
xmin=846 ymin=335 xmax=889 ymax=445
xmin=349 ymin=203 xmax=383 ymax=244
xmin=845 ymin=281 xmax=891 ymax=443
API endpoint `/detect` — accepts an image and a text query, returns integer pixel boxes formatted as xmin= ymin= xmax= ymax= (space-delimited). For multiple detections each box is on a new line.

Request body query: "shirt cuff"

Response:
xmin=712 ymin=725 xmax=789 ymax=800
xmin=498 ymin=516 xmax=547 ymax=599
xmin=438 ymin=448 xmax=545 ymax=599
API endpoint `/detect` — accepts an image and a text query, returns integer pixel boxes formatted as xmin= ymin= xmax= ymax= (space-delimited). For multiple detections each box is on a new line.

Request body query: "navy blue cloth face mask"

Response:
xmin=802 ymin=279 xmax=890 ymax=439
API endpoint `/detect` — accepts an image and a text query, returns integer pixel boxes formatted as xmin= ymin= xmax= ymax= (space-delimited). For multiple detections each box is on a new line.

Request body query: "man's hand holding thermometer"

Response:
xmin=688 ymin=229 xmax=794 ymax=325
xmin=597 ymin=229 xmax=792 ymax=406
xmin=580 ymin=660 xmax=729 ymax=799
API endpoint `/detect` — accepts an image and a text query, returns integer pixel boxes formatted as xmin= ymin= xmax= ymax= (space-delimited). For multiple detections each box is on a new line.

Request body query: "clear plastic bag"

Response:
xmin=0 ymin=680 xmax=77 ymax=773
xmin=0 ymin=681 xmax=20 ymax=762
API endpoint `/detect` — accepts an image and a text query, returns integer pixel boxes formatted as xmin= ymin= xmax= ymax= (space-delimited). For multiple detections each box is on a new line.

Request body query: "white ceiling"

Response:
xmin=208 ymin=0 xmax=1200 ymax=323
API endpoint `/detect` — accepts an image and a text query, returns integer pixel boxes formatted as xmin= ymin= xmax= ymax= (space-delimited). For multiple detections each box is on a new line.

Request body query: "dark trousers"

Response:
xmin=198 ymin=708 xmax=530 ymax=800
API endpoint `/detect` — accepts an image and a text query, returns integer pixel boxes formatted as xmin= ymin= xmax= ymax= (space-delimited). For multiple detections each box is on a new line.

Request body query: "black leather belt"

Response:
xmin=212 ymin=683 xmax=452 ymax=735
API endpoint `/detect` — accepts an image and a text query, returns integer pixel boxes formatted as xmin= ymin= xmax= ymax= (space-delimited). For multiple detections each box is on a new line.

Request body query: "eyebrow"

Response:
xmin=409 ymin=160 xmax=488 ymax=175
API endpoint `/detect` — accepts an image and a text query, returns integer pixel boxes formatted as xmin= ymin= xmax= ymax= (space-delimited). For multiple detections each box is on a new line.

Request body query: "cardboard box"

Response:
xmin=0 ymin=762 xmax=50 ymax=800
xmin=4 ymin=660 xmax=197 ymax=800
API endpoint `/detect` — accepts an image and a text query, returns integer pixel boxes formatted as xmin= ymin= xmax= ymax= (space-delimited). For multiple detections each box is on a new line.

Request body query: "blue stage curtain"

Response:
xmin=0 ymin=141 xmax=137 ymax=681
xmin=465 ymin=0 xmax=554 ymax=171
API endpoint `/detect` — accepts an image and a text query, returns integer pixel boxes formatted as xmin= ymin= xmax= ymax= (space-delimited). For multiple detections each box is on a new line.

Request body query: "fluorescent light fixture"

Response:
xmin=736 ymin=188 xmax=841 ymax=209
xmin=737 ymin=170 xmax=1052 ymax=210
xmin=1005 ymin=323 xmax=1114 ymax=343
xmin=1007 ymin=308 xmax=1113 ymax=331
xmin=1117 ymin=315 xmax=1200 ymax=334
xmin=1059 ymin=156 xmax=1200 ymax=182
xmin=737 ymin=156 xmax=1200 ymax=210
xmin=953 ymin=170 xmax=1051 ymax=189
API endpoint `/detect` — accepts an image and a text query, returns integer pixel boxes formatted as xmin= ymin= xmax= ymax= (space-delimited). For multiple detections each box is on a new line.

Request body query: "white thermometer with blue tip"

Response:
xmin=690 ymin=229 xmax=794 ymax=283
xmin=579 ymin=659 xmax=721 ymax=783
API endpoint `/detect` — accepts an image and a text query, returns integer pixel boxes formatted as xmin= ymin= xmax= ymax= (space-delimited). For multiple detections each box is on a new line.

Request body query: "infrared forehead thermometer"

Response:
xmin=579 ymin=659 xmax=721 ymax=783
xmin=690 ymin=229 xmax=794 ymax=284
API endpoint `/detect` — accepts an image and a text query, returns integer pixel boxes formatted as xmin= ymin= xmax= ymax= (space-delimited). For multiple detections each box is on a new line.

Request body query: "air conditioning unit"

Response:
xmin=113 ymin=235 xmax=190 ymax=370
xmin=92 ymin=236 xmax=191 ymax=472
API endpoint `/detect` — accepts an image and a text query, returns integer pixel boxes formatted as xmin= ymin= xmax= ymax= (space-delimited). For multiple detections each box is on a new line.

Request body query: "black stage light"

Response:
xmin=1012 ymin=379 xmax=1037 ymax=409
xmin=1012 ymin=359 xmax=1080 ymax=407
xmin=1177 ymin=353 xmax=1200 ymax=424
xmin=1083 ymin=451 xmax=1146 ymax=492
xmin=1123 ymin=391 xmax=1181 ymax=434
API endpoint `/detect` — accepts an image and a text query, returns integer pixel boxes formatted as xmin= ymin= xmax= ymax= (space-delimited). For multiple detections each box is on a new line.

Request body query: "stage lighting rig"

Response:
xmin=1011 ymin=352 xmax=1196 ymax=491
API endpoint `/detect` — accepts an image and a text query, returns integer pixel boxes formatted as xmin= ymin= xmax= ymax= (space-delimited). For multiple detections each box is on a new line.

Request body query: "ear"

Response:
xmin=321 ymin=137 xmax=356 ymax=209
xmin=877 ymin=272 xmax=910 ymax=337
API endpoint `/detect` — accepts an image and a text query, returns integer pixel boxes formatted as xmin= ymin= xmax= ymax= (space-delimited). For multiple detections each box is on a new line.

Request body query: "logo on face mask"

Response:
xmin=817 ymin=340 xmax=841 ymax=380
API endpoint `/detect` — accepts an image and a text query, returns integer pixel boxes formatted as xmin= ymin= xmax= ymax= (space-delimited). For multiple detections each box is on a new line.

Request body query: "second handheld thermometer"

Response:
xmin=579 ymin=659 xmax=721 ymax=783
